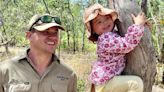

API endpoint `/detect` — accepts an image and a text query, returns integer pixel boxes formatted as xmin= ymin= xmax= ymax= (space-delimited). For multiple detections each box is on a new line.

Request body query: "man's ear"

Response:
xmin=26 ymin=31 xmax=32 ymax=39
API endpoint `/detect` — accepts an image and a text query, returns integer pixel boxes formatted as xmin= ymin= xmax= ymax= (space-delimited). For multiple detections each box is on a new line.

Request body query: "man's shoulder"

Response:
xmin=59 ymin=61 xmax=74 ymax=72
xmin=0 ymin=54 xmax=26 ymax=69
xmin=57 ymin=61 xmax=76 ymax=76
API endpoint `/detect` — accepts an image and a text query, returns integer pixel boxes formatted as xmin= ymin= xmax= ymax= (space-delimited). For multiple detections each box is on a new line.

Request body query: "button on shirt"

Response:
xmin=0 ymin=49 xmax=77 ymax=92
xmin=89 ymin=24 xmax=144 ymax=85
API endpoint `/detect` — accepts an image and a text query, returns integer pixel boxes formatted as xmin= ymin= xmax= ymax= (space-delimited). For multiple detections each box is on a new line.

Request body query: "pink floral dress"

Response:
xmin=89 ymin=24 xmax=144 ymax=85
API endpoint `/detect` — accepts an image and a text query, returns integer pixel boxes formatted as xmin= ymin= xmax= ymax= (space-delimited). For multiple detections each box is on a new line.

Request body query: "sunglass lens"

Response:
xmin=54 ymin=17 xmax=61 ymax=24
xmin=41 ymin=16 xmax=52 ymax=23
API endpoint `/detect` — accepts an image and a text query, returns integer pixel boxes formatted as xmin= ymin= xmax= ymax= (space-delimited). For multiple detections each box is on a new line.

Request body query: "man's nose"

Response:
xmin=47 ymin=35 xmax=58 ymax=40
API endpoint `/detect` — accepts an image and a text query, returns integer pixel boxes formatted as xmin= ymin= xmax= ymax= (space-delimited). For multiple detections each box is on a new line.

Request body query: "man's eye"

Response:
xmin=106 ymin=17 xmax=109 ymax=20
xmin=55 ymin=32 xmax=58 ymax=35
xmin=45 ymin=31 xmax=48 ymax=34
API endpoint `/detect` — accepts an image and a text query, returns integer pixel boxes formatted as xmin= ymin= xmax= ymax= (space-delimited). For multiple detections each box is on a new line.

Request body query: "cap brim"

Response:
xmin=34 ymin=23 xmax=64 ymax=31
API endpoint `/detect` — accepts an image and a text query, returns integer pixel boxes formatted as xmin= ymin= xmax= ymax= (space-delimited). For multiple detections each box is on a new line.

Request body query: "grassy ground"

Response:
xmin=0 ymin=47 xmax=164 ymax=92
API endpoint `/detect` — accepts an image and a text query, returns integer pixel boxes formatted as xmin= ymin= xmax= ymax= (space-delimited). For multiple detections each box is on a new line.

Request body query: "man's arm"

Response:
xmin=0 ymin=85 xmax=4 ymax=92
xmin=68 ymin=72 xmax=77 ymax=92
xmin=72 ymin=73 xmax=77 ymax=92
xmin=0 ymin=64 xmax=4 ymax=92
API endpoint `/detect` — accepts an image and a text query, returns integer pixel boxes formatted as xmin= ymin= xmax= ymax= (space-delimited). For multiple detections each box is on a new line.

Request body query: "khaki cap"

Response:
xmin=83 ymin=3 xmax=118 ymax=38
xmin=26 ymin=14 xmax=64 ymax=31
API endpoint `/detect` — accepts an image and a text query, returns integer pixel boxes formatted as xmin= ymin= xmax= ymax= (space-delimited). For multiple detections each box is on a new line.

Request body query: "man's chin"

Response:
xmin=44 ymin=45 xmax=58 ymax=54
xmin=46 ymin=49 xmax=55 ymax=54
xmin=47 ymin=47 xmax=57 ymax=53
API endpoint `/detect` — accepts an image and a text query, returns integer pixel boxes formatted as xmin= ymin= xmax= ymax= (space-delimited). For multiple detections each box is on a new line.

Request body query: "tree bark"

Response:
xmin=67 ymin=0 xmax=76 ymax=53
xmin=141 ymin=0 xmax=148 ymax=15
xmin=160 ymin=44 xmax=164 ymax=63
xmin=162 ymin=70 xmax=164 ymax=84
xmin=108 ymin=0 xmax=156 ymax=92
xmin=43 ymin=0 xmax=50 ymax=14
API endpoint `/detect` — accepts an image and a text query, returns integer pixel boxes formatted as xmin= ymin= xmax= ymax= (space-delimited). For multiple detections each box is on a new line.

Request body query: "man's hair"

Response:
xmin=30 ymin=28 xmax=36 ymax=32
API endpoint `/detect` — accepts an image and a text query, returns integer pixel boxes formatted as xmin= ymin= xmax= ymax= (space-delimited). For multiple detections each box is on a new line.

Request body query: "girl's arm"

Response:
xmin=98 ymin=12 xmax=147 ymax=54
xmin=98 ymin=24 xmax=144 ymax=53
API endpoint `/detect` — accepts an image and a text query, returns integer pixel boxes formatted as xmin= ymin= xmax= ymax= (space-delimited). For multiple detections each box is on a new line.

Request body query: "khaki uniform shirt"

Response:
xmin=0 ymin=49 xmax=77 ymax=92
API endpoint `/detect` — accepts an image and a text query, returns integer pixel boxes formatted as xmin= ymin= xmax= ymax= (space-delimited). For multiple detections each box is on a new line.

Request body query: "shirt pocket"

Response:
xmin=51 ymin=84 xmax=67 ymax=92
xmin=8 ymin=82 xmax=31 ymax=92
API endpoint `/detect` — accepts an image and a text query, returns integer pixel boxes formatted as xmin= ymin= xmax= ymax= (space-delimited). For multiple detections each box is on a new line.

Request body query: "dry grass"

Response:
xmin=60 ymin=51 xmax=164 ymax=92
xmin=59 ymin=51 xmax=97 ymax=91
xmin=155 ymin=63 xmax=164 ymax=88
xmin=0 ymin=46 xmax=26 ymax=61
xmin=1 ymin=47 xmax=164 ymax=92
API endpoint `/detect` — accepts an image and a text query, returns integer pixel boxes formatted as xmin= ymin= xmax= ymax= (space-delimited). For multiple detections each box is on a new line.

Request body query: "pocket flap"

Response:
xmin=9 ymin=82 xmax=31 ymax=92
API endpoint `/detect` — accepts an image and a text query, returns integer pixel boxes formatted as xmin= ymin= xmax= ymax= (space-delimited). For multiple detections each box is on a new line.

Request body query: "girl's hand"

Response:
xmin=131 ymin=12 xmax=147 ymax=26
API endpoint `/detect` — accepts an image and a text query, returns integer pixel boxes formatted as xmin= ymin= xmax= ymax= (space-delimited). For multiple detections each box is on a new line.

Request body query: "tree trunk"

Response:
xmin=108 ymin=0 xmax=156 ymax=92
xmin=81 ymin=1 xmax=85 ymax=52
xmin=160 ymin=44 xmax=164 ymax=63
xmin=141 ymin=0 xmax=148 ymax=15
xmin=66 ymin=24 xmax=70 ymax=47
xmin=162 ymin=71 xmax=164 ymax=84
xmin=82 ymin=26 xmax=85 ymax=51
xmin=160 ymin=44 xmax=164 ymax=84
xmin=67 ymin=0 xmax=76 ymax=53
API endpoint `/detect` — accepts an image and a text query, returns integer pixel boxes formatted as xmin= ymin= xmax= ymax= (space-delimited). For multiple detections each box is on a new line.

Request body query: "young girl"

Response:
xmin=83 ymin=3 xmax=147 ymax=92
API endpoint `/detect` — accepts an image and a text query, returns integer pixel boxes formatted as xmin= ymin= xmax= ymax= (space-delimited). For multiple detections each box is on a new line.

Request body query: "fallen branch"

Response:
xmin=0 ymin=35 xmax=15 ymax=46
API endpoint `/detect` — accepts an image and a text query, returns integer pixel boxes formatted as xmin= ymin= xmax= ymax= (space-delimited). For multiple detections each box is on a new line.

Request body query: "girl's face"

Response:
xmin=92 ymin=14 xmax=114 ymax=35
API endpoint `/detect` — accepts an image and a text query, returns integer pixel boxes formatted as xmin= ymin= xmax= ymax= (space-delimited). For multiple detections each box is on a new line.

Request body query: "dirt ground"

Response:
xmin=152 ymin=85 xmax=164 ymax=92
xmin=0 ymin=47 xmax=164 ymax=92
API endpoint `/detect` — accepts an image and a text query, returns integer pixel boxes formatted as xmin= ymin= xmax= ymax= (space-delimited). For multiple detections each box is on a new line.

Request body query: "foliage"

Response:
xmin=147 ymin=0 xmax=164 ymax=54
xmin=77 ymin=79 xmax=85 ymax=92
xmin=0 ymin=0 xmax=163 ymax=53
xmin=0 ymin=0 xmax=163 ymax=91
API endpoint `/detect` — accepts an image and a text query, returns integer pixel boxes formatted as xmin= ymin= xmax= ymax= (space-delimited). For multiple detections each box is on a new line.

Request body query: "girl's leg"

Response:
xmin=104 ymin=75 xmax=143 ymax=92
xmin=87 ymin=84 xmax=105 ymax=92
xmin=95 ymin=84 xmax=105 ymax=92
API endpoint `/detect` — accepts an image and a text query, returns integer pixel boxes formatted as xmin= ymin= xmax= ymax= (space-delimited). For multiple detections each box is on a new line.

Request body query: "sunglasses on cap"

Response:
xmin=30 ymin=15 xmax=61 ymax=31
xmin=39 ymin=15 xmax=61 ymax=24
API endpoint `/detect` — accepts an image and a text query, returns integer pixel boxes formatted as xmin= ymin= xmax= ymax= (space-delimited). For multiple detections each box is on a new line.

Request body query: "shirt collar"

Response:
xmin=17 ymin=48 xmax=60 ymax=64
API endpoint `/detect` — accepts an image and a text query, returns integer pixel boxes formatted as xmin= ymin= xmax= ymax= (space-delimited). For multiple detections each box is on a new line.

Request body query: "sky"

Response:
xmin=70 ymin=0 xmax=88 ymax=4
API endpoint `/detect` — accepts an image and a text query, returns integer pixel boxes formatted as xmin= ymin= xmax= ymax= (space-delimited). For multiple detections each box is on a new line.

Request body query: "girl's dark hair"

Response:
xmin=89 ymin=19 xmax=123 ymax=43
xmin=88 ymin=20 xmax=99 ymax=43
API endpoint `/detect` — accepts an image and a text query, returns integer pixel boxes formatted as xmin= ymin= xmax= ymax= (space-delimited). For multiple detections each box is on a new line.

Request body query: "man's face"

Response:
xmin=26 ymin=27 xmax=59 ymax=54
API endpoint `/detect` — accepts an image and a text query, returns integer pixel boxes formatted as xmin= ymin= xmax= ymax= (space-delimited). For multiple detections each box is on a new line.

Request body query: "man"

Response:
xmin=0 ymin=14 xmax=77 ymax=92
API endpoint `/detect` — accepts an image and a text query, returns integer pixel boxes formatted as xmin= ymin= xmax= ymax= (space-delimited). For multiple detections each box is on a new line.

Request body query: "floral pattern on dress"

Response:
xmin=89 ymin=24 xmax=144 ymax=85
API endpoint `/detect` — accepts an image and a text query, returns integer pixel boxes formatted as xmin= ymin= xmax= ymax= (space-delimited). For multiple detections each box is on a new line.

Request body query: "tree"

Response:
xmin=108 ymin=0 xmax=156 ymax=92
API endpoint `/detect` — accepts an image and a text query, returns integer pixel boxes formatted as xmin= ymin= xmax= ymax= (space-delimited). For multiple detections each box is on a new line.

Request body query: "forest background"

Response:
xmin=0 ymin=0 xmax=163 ymax=92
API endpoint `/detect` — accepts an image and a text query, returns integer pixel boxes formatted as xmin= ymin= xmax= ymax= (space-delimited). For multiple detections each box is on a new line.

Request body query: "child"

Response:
xmin=83 ymin=3 xmax=147 ymax=92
